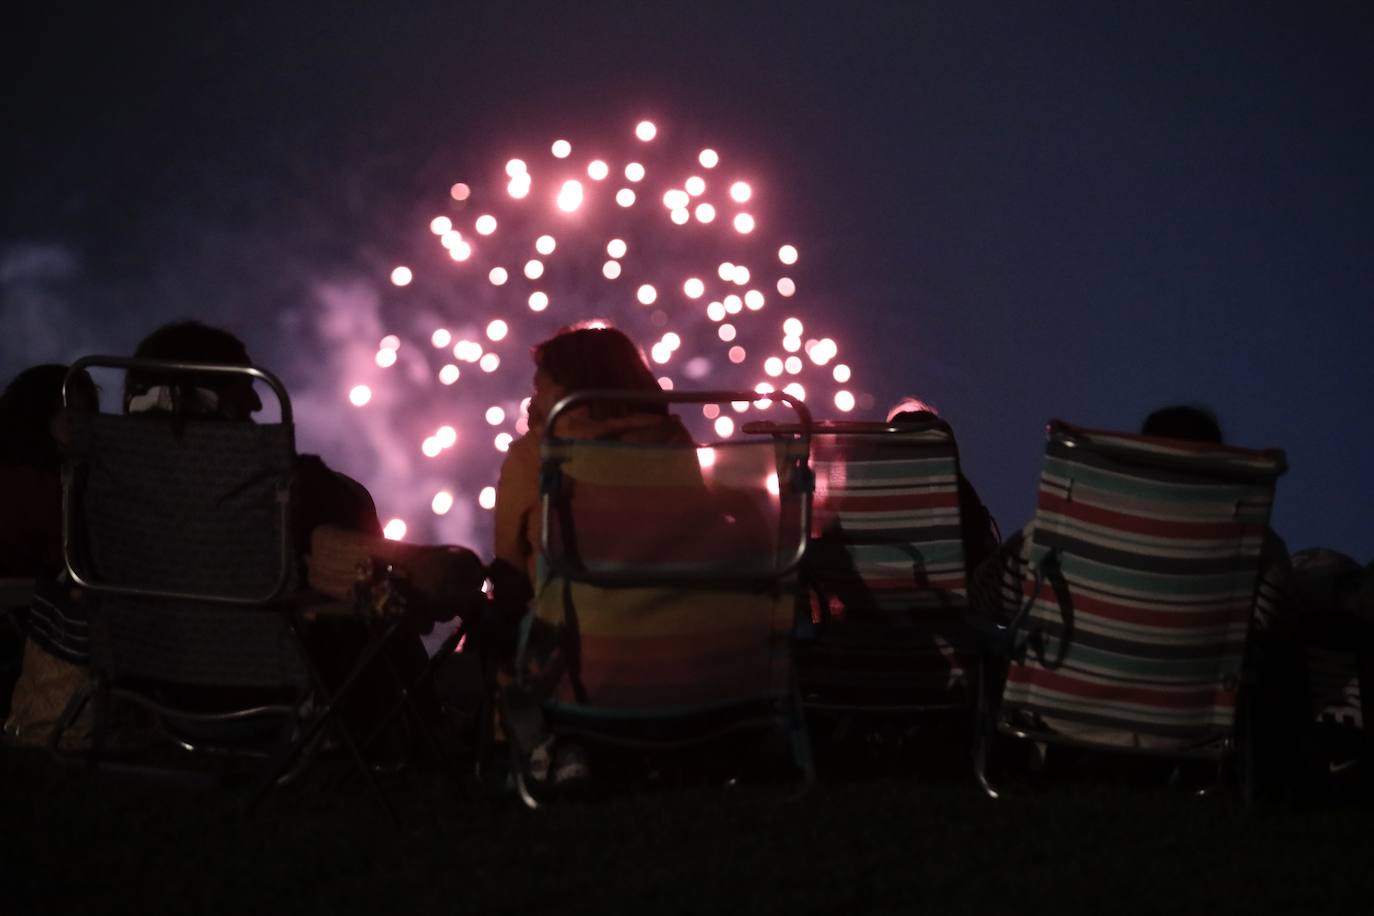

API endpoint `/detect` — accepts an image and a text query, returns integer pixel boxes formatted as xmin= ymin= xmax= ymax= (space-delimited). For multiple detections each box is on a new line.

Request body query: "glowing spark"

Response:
xmin=432 ymin=491 xmax=454 ymax=515
xmin=834 ymin=390 xmax=856 ymax=412
xmin=717 ymin=262 xmax=734 ymax=281
xmin=383 ymin=519 xmax=407 ymax=540
xmin=733 ymin=213 xmax=755 ymax=234
xmin=380 ymin=335 xmax=400 ymax=351
xmin=778 ymin=244 xmax=798 ymax=265
xmin=703 ymin=404 xmax=721 ymax=419
xmin=635 ymin=120 xmax=657 ymax=141
xmin=783 ymin=335 xmax=801 ymax=353
xmin=744 ymin=289 xmax=765 ymax=310
xmin=670 ymin=208 xmax=690 ymax=225
xmin=486 ymin=319 xmax=509 ymax=341
xmin=475 ymin=214 xmax=497 ymax=235
xmin=625 ymin=162 xmax=645 ymax=182
xmin=421 ymin=437 xmax=441 ymax=458
xmin=663 ymin=189 xmax=690 ymax=210
xmin=777 ymin=277 xmax=796 ymax=297
xmin=706 ymin=301 xmax=726 ymax=321
xmin=662 ymin=332 xmax=681 ymax=350
xmin=431 ymin=328 xmax=452 ymax=348
xmin=685 ymin=176 xmax=706 ymax=196
xmin=714 ymin=416 xmax=735 ymax=438
xmin=390 ymin=266 xmax=413 ymax=287
xmin=698 ymin=149 xmax=719 ymax=168
xmin=730 ymin=181 xmax=751 ymax=202
xmin=556 ymin=180 xmax=584 ymax=212
xmin=728 ymin=345 xmax=746 ymax=364
xmin=607 ymin=238 xmax=627 ymax=258
xmin=551 ymin=139 xmax=571 ymax=158
xmin=437 ymin=425 xmax=457 ymax=448
xmin=694 ymin=203 xmax=716 ymax=223
xmin=488 ymin=267 xmax=508 ymax=286
xmin=349 ymin=385 xmax=372 ymax=406
xmin=587 ymin=160 xmax=609 ymax=180
xmin=528 ymin=291 xmax=549 ymax=311
xmin=603 ymin=260 xmax=622 ymax=280
xmin=637 ymin=284 xmax=657 ymax=305
xmin=479 ymin=353 xmax=500 ymax=373
xmin=439 ymin=364 xmax=460 ymax=385
xmin=450 ymin=183 xmax=471 ymax=201
xmin=616 ymin=188 xmax=636 ymax=207
xmin=507 ymin=176 xmax=530 ymax=199
xmin=764 ymin=357 xmax=783 ymax=377
xmin=375 ymin=348 xmax=398 ymax=368
xmin=719 ymin=324 xmax=737 ymax=342
xmin=785 ymin=356 xmax=803 ymax=374
xmin=450 ymin=241 xmax=472 ymax=261
xmin=683 ymin=277 xmax=705 ymax=299
xmin=535 ymin=234 xmax=556 ymax=255
xmin=495 ymin=432 xmax=513 ymax=452
xmin=505 ymin=158 xmax=527 ymax=177
xmin=478 ymin=486 xmax=497 ymax=510
xmin=454 ymin=340 xmax=482 ymax=362
xmin=724 ymin=294 xmax=743 ymax=314
xmin=430 ymin=216 xmax=452 ymax=234
xmin=485 ymin=406 xmax=506 ymax=425
xmin=783 ymin=317 xmax=804 ymax=336
xmin=783 ymin=382 xmax=806 ymax=402
xmin=524 ymin=259 xmax=545 ymax=280
xmin=731 ymin=265 xmax=750 ymax=285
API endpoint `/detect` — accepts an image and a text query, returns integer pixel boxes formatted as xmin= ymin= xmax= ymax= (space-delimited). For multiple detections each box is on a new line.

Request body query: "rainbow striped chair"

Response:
xmin=976 ymin=420 xmax=1287 ymax=797
xmin=511 ymin=391 xmax=813 ymax=806
xmin=746 ymin=417 xmax=983 ymax=715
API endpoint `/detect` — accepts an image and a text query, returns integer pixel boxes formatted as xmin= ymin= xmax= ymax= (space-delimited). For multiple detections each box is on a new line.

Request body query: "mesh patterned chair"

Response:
xmin=55 ymin=357 xmax=388 ymax=809
xmin=975 ymin=420 xmax=1287 ymax=798
xmin=744 ymin=417 xmax=982 ymax=720
xmin=509 ymin=390 xmax=813 ymax=807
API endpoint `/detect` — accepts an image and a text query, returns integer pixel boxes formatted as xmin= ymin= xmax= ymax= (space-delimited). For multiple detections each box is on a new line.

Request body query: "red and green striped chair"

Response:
xmin=511 ymin=391 xmax=813 ymax=805
xmin=746 ymin=418 xmax=982 ymax=714
xmin=976 ymin=419 xmax=1287 ymax=797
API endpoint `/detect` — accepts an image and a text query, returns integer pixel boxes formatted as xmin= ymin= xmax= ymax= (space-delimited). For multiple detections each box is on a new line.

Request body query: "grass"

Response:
xmin=3 ymin=734 xmax=1371 ymax=916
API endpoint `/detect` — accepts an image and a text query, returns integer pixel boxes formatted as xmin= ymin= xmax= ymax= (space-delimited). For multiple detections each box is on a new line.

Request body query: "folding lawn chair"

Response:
xmin=54 ymin=356 xmax=400 ymax=817
xmin=975 ymin=419 xmax=1287 ymax=799
xmin=508 ymin=390 xmax=814 ymax=807
xmin=743 ymin=417 xmax=982 ymax=719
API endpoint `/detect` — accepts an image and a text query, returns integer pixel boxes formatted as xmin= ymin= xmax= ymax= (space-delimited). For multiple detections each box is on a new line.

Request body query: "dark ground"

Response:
xmin=3 ymin=733 xmax=1371 ymax=916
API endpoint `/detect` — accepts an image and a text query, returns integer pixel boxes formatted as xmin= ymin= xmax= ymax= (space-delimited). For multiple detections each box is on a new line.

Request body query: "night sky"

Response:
xmin=5 ymin=2 xmax=1372 ymax=558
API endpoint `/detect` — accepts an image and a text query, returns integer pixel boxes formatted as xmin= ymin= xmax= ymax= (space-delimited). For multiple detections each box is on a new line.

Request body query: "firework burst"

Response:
xmin=354 ymin=118 xmax=864 ymax=545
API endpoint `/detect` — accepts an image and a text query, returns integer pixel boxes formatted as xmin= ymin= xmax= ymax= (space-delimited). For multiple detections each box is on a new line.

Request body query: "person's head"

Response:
xmin=528 ymin=322 xmax=663 ymax=428
xmin=886 ymin=396 xmax=941 ymax=425
xmin=123 ymin=321 xmax=262 ymax=420
xmin=0 ymin=364 xmax=99 ymax=467
xmin=1141 ymin=404 xmax=1223 ymax=444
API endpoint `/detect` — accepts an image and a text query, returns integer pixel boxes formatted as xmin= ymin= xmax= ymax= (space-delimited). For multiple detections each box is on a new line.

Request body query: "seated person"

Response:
xmin=1 ymin=365 xmax=97 ymax=734
xmin=0 ymin=364 xmax=98 ymax=580
xmin=122 ymin=320 xmax=382 ymax=561
xmin=491 ymin=322 xmax=692 ymax=608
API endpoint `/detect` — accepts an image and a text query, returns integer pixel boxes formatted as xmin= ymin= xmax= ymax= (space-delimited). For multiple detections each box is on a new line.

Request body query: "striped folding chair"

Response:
xmin=745 ymin=417 xmax=981 ymax=717
xmin=976 ymin=419 xmax=1287 ymax=798
xmin=509 ymin=390 xmax=813 ymax=807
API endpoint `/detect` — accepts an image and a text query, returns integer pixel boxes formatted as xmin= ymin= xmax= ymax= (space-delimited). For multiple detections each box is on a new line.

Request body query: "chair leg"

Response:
xmin=973 ymin=661 xmax=1001 ymax=800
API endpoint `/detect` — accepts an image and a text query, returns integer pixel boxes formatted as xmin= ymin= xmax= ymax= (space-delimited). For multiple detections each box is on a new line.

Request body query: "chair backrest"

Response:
xmin=746 ymin=418 xmax=976 ymax=704
xmin=528 ymin=391 xmax=810 ymax=733
xmin=62 ymin=357 xmax=305 ymax=689
xmin=1000 ymin=419 xmax=1287 ymax=751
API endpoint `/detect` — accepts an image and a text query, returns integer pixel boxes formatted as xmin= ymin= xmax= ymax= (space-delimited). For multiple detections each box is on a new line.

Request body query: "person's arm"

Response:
xmin=493 ymin=432 xmax=540 ymax=584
